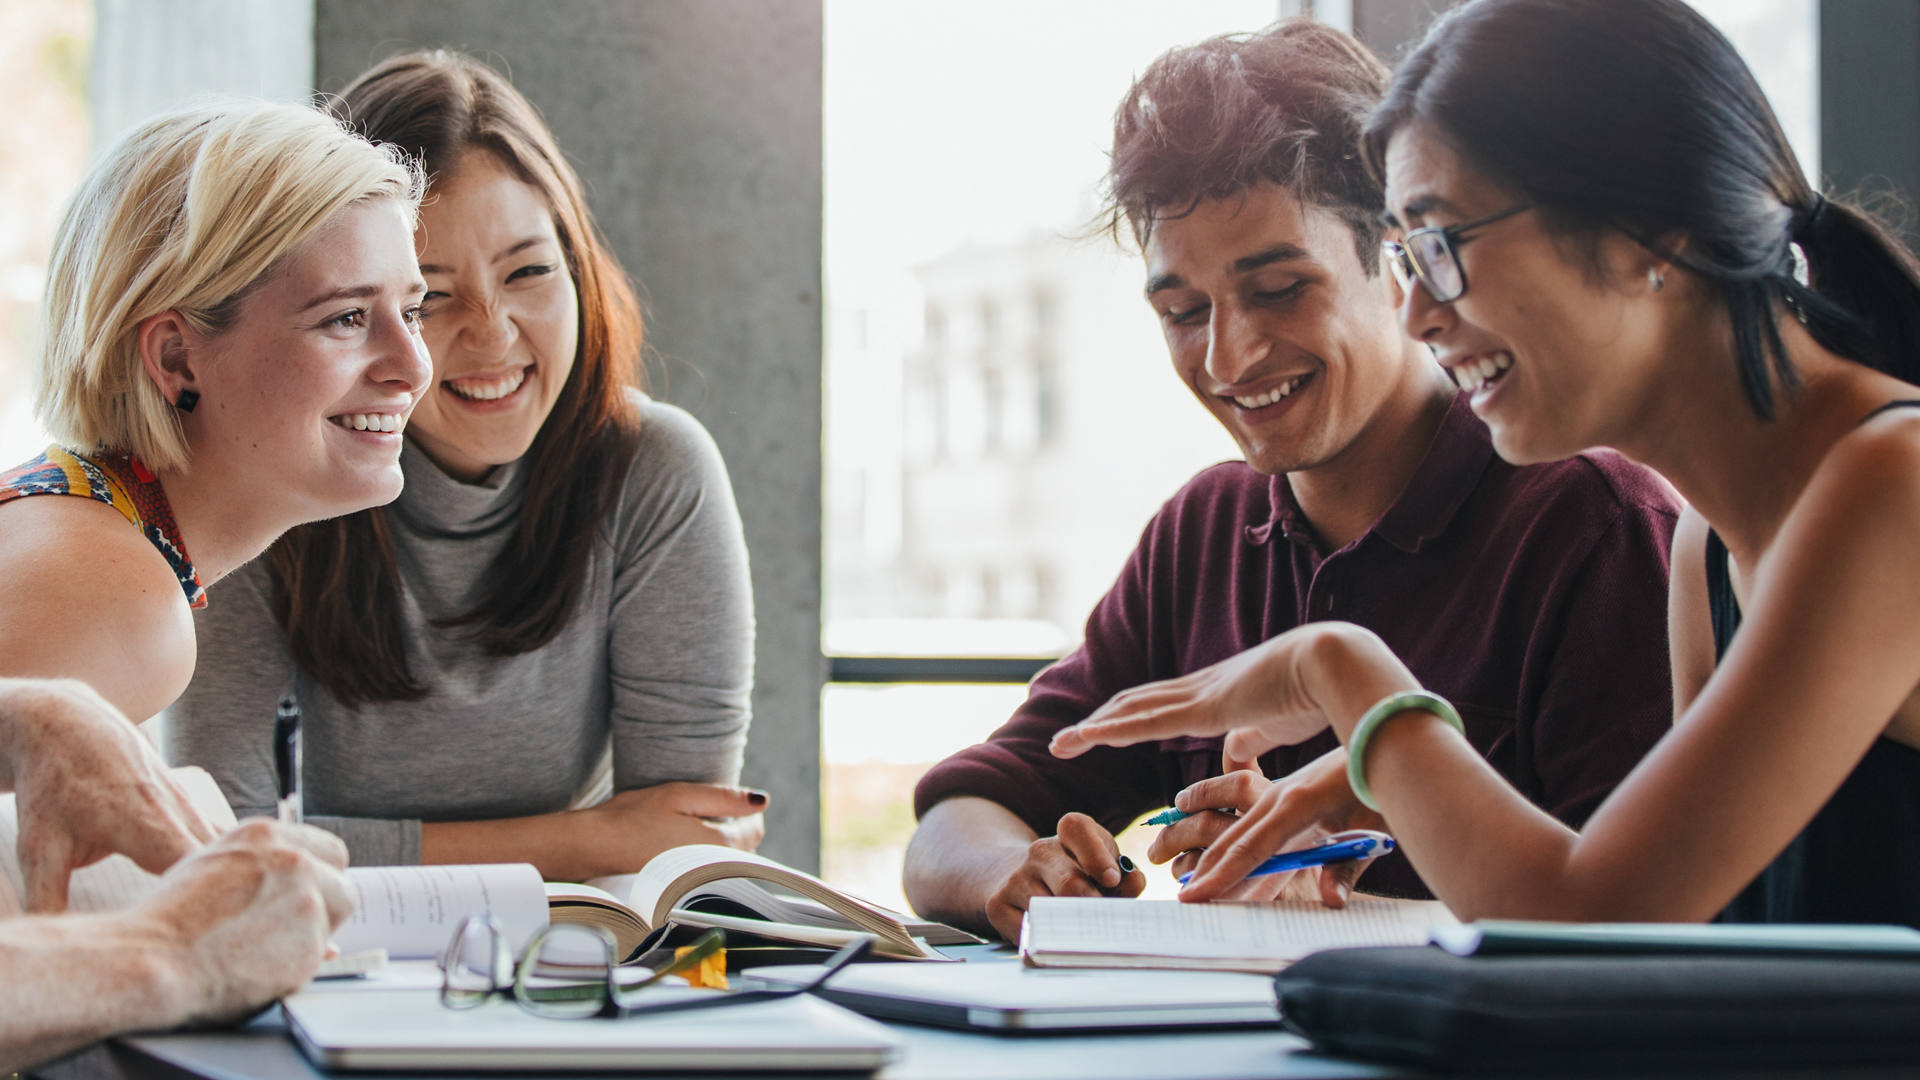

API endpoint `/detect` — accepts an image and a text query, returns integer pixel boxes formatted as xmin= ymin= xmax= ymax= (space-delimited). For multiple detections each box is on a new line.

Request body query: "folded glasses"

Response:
xmin=439 ymin=914 xmax=874 ymax=1019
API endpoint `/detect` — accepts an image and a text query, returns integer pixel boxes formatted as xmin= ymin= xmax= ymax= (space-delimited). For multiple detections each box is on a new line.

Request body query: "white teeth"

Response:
xmin=332 ymin=412 xmax=403 ymax=433
xmin=447 ymin=369 xmax=528 ymax=401
xmin=1453 ymin=353 xmax=1514 ymax=393
xmin=1232 ymin=375 xmax=1307 ymax=409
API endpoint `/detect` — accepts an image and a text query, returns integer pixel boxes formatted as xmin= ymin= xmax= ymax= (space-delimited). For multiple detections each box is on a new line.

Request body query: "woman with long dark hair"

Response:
xmin=1053 ymin=0 xmax=1920 ymax=926
xmin=166 ymin=52 xmax=763 ymax=879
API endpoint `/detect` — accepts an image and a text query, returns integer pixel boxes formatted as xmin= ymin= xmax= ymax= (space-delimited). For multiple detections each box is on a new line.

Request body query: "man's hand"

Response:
xmin=136 ymin=820 xmax=354 ymax=1025
xmin=1 ymin=678 xmax=219 ymax=912
xmin=1172 ymin=746 xmax=1384 ymax=903
xmin=981 ymin=812 xmax=1144 ymax=942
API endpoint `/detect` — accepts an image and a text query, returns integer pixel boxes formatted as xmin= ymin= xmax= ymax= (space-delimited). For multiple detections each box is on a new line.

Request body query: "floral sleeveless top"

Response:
xmin=0 ymin=446 xmax=207 ymax=608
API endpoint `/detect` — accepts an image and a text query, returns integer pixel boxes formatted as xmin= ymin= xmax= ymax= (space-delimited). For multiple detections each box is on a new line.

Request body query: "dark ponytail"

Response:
xmin=1364 ymin=0 xmax=1920 ymax=419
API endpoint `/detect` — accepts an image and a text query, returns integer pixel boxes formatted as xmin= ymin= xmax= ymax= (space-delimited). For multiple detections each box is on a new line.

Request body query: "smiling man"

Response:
xmin=902 ymin=19 xmax=1683 ymax=942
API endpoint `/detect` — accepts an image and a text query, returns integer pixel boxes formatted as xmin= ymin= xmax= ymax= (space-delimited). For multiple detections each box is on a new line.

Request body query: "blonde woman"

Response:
xmin=0 ymin=101 xmax=425 ymax=1065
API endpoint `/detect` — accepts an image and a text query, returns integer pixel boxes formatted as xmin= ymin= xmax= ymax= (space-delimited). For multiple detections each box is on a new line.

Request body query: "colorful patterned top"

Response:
xmin=0 ymin=446 xmax=207 ymax=608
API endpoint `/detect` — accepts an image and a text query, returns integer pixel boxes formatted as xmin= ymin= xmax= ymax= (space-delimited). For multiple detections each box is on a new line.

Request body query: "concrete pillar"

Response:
xmin=1820 ymin=0 xmax=1920 ymax=248
xmin=91 ymin=0 xmax=827 ymax=871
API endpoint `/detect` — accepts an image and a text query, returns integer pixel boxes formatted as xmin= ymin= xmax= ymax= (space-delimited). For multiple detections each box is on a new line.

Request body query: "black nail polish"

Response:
xmin=1117 ymin=855 xmax=1137 ymax=874
xmin=747 ymin=789 xmax=769 ymax=807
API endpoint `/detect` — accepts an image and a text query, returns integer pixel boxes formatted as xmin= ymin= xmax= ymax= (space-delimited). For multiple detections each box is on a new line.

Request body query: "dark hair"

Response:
xmin=1102 ymin=17 xmax=1391 ymax=271
xmin=1364 ymin=0 xmax=1920 ymax=419
xmin=268 ymin=50 xmax=646 ymax=706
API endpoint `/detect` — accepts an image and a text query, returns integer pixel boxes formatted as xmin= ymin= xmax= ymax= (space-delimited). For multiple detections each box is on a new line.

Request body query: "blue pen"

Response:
xmin=1176 ymin=829 xmax=1394 ymax=885
xmin=1145 ymin=807 xmax=1193 ymax=826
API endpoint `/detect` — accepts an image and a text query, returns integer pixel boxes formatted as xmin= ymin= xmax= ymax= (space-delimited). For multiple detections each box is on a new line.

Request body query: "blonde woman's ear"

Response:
xmin=134 ymin=310 xmax=195 ymax=404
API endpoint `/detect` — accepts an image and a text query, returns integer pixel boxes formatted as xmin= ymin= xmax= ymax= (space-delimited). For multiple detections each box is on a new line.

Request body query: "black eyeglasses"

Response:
xmin=1383 ymin=203 xmax=1533 ymax=303
xmin=439 ymin=914 xmax=874 ymax=1019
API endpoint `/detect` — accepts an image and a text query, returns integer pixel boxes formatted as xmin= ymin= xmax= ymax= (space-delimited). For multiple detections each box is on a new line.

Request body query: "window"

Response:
xmin=822 ymin=0 xmax=1275 ymax=909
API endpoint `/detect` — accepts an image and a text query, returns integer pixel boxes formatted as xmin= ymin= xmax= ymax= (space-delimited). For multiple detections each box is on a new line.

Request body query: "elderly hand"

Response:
xmin=0 ymin=678 xmax=219 ymax=912
xmin=135 ymin=820 xmax=354 ymax=1024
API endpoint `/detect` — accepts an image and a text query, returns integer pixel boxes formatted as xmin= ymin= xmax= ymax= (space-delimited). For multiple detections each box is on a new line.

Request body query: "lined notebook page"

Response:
xmin=1022 ymin=897 xmax=1454 ymax=973
xmin=0 ymin=766 xmax=236 ymax=918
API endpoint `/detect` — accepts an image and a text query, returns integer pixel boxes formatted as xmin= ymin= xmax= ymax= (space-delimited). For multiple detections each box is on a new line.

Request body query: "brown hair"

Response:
xmin=268 ymin=50 xmax=646 ymax=705
xmin=1102 ymin=17 xmax=1391 ymax=270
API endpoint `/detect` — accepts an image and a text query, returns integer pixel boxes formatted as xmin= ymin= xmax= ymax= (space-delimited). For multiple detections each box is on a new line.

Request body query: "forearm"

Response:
xmin=0 ymin=912 xmax=186 ymax=1073
xmin=1313 ymin=629 xmax=1587 ymax=920
xmin=902 ymin=797 xmax=1036 ymax=935
xmin=421 ymin=812 xmax=592 ymax=880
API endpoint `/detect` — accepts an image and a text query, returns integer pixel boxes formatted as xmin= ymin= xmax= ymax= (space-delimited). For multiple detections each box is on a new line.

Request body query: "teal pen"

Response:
xmin=1145 ymin=807 xmax=1192 ymax=826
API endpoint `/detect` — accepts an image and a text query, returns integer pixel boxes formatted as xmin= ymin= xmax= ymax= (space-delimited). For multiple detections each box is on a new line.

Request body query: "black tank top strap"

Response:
xmin=1703 ymin=527 xmax=1741 ymax=659
xmin=1859 ymin=399 xmax=1920 ymax=424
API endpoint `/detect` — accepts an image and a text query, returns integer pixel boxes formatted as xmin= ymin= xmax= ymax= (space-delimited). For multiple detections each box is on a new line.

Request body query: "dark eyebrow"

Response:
xmin=1146 ymin=272 xmax=1184 ymax=296
xmin=1146 ymin=243 xmax=1312 ymax=296
xmin=300 ymin=281 xmax=427 ymax=311
xmin=1395 ymin=194 xmax=1460 ymax=226
xmin=419 ymin=236 xmax=554 ymax=276
xmin=1230 ymin=244 xmax=1311 ymax=274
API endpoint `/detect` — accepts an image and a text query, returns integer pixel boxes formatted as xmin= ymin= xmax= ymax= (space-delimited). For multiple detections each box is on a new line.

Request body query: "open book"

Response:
xmin=1019 ymin=895 xmax=1456 ymax=974
xmin=549 ymin=844 xmax=978 ymax=962
xmin=2 ymin=769 xmax=974 ymax=965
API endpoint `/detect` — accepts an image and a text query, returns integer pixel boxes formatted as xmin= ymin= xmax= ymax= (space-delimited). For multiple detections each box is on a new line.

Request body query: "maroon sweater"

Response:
xmin=914 ymin=393 xmax=1681 ymax=898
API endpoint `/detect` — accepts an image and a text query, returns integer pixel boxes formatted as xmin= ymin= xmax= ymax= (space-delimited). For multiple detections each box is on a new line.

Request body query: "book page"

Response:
xmin=334 ymin=863 xmax=548 ymax=960
xmin=0 ymin=766 xmax=236 ymax=919
xmin=1025 ymin=897 xmax=1453 ymax=966
xmin=617 ymin=844 xmax=902 ymax=931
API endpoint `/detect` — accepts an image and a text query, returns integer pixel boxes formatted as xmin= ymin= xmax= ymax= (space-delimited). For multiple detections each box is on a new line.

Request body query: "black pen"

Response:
xmin=274 ymin=694 xmax=303 ymax=825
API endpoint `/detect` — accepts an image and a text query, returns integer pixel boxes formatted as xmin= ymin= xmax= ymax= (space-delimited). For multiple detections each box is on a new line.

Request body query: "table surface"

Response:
xmin=32 ymin=947 xmax=1918 ymax=1080
xmin=39 ymin=945 xmax=1404 ymax=1080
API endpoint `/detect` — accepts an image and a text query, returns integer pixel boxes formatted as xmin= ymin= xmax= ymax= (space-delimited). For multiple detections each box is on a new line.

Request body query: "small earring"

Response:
xmin=175 ymin=389 xmax=200 ymax=413
xmin=1647 ymin=268 xmax=1665 ymax=293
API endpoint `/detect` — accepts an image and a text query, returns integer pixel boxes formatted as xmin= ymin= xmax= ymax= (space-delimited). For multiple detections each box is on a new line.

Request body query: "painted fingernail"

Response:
xmin=1117 ymin=855 xmax=1137 ymax=875
xmin=747 ymin=790 xmax=769 ymax=807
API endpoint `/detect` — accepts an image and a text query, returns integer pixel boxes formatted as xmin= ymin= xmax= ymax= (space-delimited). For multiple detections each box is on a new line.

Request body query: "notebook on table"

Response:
xmin=744 ymin=959 xmax=1281 ymax=1031
xmin=282 ymin=986 xmax=903 ymax=1072
xmin=1019 ymin=896 xmax=1454 ymax=974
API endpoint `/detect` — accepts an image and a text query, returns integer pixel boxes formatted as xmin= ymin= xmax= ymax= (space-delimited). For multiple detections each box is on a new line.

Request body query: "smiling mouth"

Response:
xmin=329 ymin=412 xmax=404 ymax=433
xmin=1227 ymin=373 xmax=1312 ymax=410
xmin=445 ymin=367 xmax=530 ymax=402
xmin=1451 ymin=352 xmax=1513 ymax=393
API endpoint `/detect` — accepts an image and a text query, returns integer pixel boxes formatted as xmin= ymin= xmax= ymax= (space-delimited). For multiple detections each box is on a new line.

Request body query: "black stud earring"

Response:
xmin=175 ymin=389 xmax=200 ymax=413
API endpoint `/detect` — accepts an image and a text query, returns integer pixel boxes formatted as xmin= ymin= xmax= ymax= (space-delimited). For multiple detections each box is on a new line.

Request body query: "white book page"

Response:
xmin=334 ymin=863 xmax=548 ymax=960
xmin=0 ymin=766 xmax=236 ymax=919
xmin=615 ymin=844 xmax=898 ymax=929
xmin=1026 ymin=897 xmax=1453 ymax=962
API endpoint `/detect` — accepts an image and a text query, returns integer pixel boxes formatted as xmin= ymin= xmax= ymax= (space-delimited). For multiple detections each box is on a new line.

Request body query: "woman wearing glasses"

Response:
xmin=1053 ymin=0 xmax=1920 ymax=926
xmin=166 ymin=51 xmax=762 ymax=880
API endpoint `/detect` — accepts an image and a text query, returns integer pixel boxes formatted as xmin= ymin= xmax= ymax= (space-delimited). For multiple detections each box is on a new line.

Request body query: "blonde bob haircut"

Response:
xmin=35 ymin=100 xmax=425 ymax=472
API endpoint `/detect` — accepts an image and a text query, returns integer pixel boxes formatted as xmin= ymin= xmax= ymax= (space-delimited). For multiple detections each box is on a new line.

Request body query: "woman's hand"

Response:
xmin=1049 ymin=623 xmax=1415 ymax=765
xmin=0 ymin=678 xmax=220 ymax=912
xmin=1168 ymin=747 xmax=1386 ymax=903
xmin=566 ymin=782 xmax=767 ymax=878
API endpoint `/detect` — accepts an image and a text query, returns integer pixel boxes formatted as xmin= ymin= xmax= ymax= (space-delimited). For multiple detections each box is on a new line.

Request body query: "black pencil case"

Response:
xmin=1276 ymin=945 xmax=1920 ymax=1073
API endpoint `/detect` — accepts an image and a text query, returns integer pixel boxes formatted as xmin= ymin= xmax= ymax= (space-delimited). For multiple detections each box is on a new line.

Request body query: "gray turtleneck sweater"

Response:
xmin=162 ymin=394 xmax=754 ymax=865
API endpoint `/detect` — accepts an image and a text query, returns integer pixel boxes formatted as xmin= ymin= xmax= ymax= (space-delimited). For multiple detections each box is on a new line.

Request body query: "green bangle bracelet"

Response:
xmin=1345 ymin=690 xmax=1464 ymax=812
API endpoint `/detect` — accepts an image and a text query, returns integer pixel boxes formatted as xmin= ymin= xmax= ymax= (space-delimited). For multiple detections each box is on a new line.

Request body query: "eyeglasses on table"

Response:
xmin=439 ymin=914 xmax=874 ymax=1019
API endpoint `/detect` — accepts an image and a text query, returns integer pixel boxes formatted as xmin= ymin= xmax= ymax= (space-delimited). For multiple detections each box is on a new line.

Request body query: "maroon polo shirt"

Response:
xmin=914 ymin=392 xmax=1681 ymax=898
